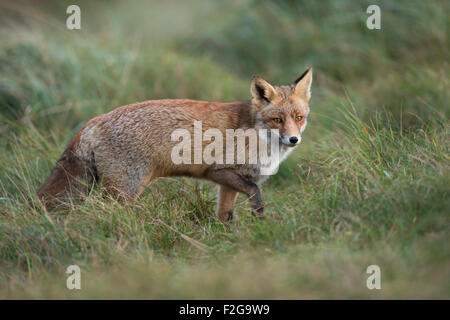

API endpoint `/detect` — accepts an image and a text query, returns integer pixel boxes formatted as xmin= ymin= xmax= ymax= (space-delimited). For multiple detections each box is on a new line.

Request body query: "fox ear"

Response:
xmin=251 ymin=76 xmax=278 ymax=108
xmin=293 ymin=68 xmax=313 ymax=101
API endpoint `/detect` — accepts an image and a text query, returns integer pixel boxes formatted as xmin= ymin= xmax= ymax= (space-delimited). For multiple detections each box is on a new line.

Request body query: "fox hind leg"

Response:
xmin=100 ymin=166 xmax=153 ymax=204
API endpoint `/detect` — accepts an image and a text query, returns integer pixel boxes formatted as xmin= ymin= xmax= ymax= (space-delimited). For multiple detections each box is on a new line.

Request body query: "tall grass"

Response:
xmin=0 ymin=0 xmax=448 ymax=298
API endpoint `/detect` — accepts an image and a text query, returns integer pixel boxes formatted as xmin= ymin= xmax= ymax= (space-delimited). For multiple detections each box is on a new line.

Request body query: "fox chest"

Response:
xmin=240 ymin=143 xmax=295 ymax=184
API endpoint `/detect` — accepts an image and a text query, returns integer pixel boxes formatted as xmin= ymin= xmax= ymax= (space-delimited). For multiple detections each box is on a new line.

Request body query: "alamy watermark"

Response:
xmin=366 ymin=265 xmax=381 ymax=290
xmin=366 ymin=5 xmax=381 ymax=30
xmin=66 ymin=265 xmax=81 ymax=290
xmin=66 ymin=5 xmax=81 ymax=30
xmin=67 ymin=5 xmax=381 ymax=31
xmin=170 ymin=121 xmax=282 ymax=175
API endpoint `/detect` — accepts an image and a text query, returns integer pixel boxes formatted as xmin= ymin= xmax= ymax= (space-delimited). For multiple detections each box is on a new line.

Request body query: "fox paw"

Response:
xmin=218 ymin=210 xmax=234 ymax=222
xmin=252 ymin=208 xmax=265 ymax=219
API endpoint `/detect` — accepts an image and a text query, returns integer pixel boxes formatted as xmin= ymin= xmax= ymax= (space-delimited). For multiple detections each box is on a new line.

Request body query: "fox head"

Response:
xmin=251 ymin=68 xmax=312 ymax=147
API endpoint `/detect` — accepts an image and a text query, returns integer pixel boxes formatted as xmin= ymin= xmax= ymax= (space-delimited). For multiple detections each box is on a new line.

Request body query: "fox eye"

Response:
xmin=272 ymin=117 xmax=282 ymax=123
xmin=296 ymin=115 xmax=304 ymax=121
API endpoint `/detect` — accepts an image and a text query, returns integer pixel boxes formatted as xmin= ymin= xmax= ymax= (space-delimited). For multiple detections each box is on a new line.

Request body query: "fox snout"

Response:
xmin=279 ymin=133 xmax=302 ymax=147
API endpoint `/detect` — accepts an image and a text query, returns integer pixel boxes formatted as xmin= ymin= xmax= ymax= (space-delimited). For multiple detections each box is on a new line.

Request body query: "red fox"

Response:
xmin=37 ymin=68 xmax=313 ymax=221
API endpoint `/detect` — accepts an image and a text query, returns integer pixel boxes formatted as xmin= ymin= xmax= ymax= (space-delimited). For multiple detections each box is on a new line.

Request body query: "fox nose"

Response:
xmin=289 ymin=136 xmax=299 ymax=144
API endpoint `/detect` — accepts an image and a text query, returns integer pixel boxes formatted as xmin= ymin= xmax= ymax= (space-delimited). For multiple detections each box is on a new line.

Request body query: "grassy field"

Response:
xmin=0 ymin=0 xmax=448 ymax=299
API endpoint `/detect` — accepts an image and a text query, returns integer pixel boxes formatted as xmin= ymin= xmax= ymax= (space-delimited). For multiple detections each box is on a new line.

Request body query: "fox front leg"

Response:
xmin=207 ymin=169 xmax=264 ymax=221
xmin=216 ymin=185 xmax=239 ymax=222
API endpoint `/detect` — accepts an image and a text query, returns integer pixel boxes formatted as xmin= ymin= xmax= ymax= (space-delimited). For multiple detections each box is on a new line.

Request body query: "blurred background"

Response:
xmin=1 ymin=0 xmax=447 ymax=131
xmin=0 ymin=0 xmax=448 ymax=299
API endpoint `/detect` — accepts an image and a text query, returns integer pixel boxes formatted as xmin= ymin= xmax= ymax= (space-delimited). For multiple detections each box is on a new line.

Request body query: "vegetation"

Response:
xmin=0 ymin=0 xmax=448 ymax=298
